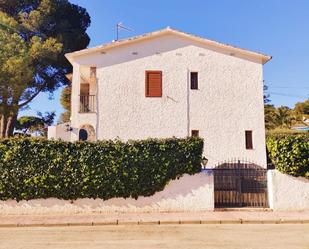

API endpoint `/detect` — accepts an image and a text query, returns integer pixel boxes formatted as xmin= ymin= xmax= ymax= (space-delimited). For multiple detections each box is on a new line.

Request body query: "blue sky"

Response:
xmin=21 ymin=0 xmax=309 ymax=121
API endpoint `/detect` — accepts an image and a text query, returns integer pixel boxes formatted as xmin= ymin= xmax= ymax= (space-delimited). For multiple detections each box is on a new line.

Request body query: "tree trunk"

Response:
xmin=0 ymin=113 xmax=17 ymax=138
xmin=0 ymin=114 xmax=8 ymax=138
xmin=6 ymin=114 xmax=17 ymax=137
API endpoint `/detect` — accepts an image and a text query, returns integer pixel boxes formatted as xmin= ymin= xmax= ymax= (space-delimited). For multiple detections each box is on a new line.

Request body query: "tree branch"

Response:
xmin=18 ymin=86 xmax=44 ymax=108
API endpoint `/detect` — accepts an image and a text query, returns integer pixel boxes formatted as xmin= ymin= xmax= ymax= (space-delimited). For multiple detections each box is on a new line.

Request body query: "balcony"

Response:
xmin=79 ymin=95 xmax=96 ymax=113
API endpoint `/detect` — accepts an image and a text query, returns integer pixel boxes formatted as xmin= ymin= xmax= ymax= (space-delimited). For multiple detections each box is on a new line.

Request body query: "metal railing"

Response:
xmin=79 ymin=95 xmax=96 ymax=113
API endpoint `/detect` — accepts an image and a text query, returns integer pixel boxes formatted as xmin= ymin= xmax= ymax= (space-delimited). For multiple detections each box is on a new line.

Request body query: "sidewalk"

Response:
xmin=0 ymin=210 xmax=309 ymax=227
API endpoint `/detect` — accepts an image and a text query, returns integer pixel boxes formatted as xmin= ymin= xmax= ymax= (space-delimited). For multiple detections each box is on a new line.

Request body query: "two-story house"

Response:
xmin=48 ymin=27 xmax=271 ymax=167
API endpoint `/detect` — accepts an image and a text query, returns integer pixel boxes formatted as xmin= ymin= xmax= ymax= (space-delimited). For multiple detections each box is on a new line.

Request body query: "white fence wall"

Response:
xmin=268 ymin=170 xmax=309 ymax=211
xmin=0 ymin=170 xmax=214 ymax=215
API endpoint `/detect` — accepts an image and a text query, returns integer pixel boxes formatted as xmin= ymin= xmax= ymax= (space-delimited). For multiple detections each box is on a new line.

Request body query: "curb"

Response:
xmin=0 ymin=219 xmax=308 ymax=227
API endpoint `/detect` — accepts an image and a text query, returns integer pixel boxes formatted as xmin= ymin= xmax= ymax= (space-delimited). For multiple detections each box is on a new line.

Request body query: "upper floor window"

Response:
xmin=90 ymin=67 xmax=96 ymax=78
xmin=190 ymin=72 xmax=198 ymax=90
xmin=145 ymin=71 xmax=162 ymax=97
xmin=245 ymin=130 xmax=253 ymax=150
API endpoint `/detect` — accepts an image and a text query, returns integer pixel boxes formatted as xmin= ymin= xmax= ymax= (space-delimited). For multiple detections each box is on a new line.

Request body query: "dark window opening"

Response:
xmin=190 ymin=72 xmax=198 ymax=90
xmin=245 ymin=130 xmax=253 ymax=150
xmin=191 ymin=130 xmax=199 ymax=137
xmin=79 ymin=129 xmax=88 ymax=141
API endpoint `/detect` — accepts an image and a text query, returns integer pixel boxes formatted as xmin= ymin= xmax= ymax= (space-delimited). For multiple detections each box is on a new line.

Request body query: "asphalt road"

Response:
xmin=0 ymin=224 xmax=308 ymax=249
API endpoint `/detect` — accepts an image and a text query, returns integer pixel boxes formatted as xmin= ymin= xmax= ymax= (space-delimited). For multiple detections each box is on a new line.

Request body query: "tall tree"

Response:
xmin=0 ymin=0 xmax=90 ymax=137
xmin=264 ymin=104 xmax=277 ymax=130
xmin=15 ymin=111 xmax=55 ymax=136
xmin=275 ymin=106 xmax=294 ymax=128
xmin=294 ymin=99 xmax=309 ymax=119
xmin=0 ymin=11 xmax=62 ymax=137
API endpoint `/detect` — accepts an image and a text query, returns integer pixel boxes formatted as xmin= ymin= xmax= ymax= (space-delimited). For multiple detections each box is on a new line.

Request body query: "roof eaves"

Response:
xmin=65 ymin=27 xmax=272 ymax=65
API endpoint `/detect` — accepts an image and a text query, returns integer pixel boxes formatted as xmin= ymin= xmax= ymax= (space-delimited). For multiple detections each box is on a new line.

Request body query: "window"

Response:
xmin=191 ymin=130 xmax=199 ymax=137
xmin=79 ymin=129 xmax=88 ymax=141
xmin=90 ymin=67 xmax=96 ymax=78
xmin=145 ymin=71 xmax=162 ymax=97
xmin=245 ymin=130 xmax=253 ymax=150
xmin=190 ymin=72 xmax=198 ymax=90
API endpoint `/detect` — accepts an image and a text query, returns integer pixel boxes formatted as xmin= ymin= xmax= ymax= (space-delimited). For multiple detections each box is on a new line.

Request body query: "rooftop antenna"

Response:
xmin=116 ymin=22 xmax=133 ymax=41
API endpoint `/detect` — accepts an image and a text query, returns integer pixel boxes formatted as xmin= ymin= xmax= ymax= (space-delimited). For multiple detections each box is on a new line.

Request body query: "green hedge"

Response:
xmin=266 ymin=133 xmax=309 ymax=178
xmin=0 ymin=137 xmax=203 ymax=201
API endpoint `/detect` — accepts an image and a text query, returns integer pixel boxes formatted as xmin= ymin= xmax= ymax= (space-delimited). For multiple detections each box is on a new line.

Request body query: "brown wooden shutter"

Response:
xmin=145 ymin=71 xmax=162 ymax=97
xmin=245 ymin=130 xmax=253 ymax=149
xmin=190 ymin=72 xmax=198 ymax=90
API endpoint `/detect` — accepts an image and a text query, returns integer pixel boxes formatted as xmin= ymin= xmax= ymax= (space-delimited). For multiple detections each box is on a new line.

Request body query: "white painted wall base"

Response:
xmin=0 ymin=170 xmax=214 ymax=215
xmin=268 ymin=170 xmax=309 ymax=211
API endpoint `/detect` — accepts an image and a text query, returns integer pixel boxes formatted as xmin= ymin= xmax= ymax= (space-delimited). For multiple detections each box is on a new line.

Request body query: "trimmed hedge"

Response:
xmin=0 ymin=137 xmax=203 ymax=201
xmin=266 ymin=133 xmax=309 ymax=178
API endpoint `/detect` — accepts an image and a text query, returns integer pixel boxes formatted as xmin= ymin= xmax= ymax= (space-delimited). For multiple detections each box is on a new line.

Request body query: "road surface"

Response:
xmin=0 ymin=224 xmax=308 ymax=249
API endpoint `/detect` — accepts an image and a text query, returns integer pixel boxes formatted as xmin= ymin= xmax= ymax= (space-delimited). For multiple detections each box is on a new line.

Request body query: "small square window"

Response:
xmin=191 ymin=130 xmax=199 ymax=137
xmin=190 ymin=72 xmax=198 ymax=90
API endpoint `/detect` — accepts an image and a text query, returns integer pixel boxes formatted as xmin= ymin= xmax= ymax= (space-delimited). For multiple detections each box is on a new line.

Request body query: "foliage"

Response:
xmin=275 ymin=106 xmax=294 ymax=128
xmin=266 ymin=133 xmax=309 ymax=178
xmin=0 ymin=0 xmax=90 ymax=137
xmin=59 ymin=86 xmax=71 ymax=123
xmin=263 ymin=84 xmax=271 ymax=104
xmin=15 ymin=116 xmax=44 ymax=133
xmin=294 ymin=99 xmax=309 ymax=121
xmin=0 ymin=137 xmax=204 ymax=201
xmin=265 ymin=99 xmax=309 ymax=131
xmin=266 ymin=128 xmax=307 ymax=135
xmin=264 ymin=104 xmax=277 ymax=130
xmin=15 ymin=112 xmax=55 ymax=136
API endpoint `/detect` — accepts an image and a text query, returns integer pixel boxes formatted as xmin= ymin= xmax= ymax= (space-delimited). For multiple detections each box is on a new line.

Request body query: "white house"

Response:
xmin=48 ymin=27 xmax=271 ymax=167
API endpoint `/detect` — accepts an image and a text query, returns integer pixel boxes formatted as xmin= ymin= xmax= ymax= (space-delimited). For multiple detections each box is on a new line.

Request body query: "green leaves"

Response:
xmin=267 ymin=134 xmax=309 ymax=178
xmin=0 ymin=0 xmax=90 ymax=137
xmin=0 ymin=137 xmax=204 ymax=201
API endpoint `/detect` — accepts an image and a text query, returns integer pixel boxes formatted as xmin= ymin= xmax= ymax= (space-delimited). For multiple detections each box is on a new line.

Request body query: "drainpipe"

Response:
xmin=187 ymin=68 xmax=190 ymax=136
xmin=95 ymin=73 xmax=99 ymax=140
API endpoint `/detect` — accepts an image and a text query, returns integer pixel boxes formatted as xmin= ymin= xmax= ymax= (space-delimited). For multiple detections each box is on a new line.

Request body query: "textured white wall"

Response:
xmin=268 ymin=170 xmax=309 ymax=211
xmin=69 ymin=34 xmax=266 ymax=167
xmin=0 ymin=171 xmax=214 ymax=214
xmin=47 ymin=123 xmax=71 ymax=141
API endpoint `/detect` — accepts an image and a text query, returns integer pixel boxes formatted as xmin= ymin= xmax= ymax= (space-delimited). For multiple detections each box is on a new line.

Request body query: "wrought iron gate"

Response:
xmin=213 ymin=161 xmax=268 ymax=208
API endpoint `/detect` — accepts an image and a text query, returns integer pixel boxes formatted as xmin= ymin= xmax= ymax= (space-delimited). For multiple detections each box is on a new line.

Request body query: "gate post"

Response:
xmin=237 ymin=160 xmax=242 ymax=207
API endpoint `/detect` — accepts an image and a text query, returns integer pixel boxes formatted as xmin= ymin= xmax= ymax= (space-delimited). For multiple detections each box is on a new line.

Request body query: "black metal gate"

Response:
xmin=213 ymin=160 xmax=268 ymax=208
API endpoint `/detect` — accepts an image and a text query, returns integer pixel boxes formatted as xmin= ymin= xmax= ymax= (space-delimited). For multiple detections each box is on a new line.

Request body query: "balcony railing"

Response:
xmin=79 ymin=95 xmax=96 ymax=113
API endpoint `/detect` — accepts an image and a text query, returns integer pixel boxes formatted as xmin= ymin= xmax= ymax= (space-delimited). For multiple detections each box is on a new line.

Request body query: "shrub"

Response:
xmin=266 ymin=133 xmax=309 ymax=178
xmin=0 ymin=137 xmax=203 ymax=201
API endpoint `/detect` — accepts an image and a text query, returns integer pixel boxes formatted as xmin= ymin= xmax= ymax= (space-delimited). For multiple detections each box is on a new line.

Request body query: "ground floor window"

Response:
xmin=79 ymin=129 xmax=88 ymax=141
xmin=245 ymin=130 xmax=253 ymax=149
xmin=79 ymin=124 xmax=96 ymax=141
xmin=191 ymin=130 xmax=199 ymax=137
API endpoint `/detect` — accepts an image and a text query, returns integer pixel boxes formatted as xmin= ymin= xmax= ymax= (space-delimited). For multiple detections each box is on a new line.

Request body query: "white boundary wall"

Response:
xmin=268 ymin=170 xmax=309 ymax=211
xmin=0 ymin=171 xmax=214 ymax=215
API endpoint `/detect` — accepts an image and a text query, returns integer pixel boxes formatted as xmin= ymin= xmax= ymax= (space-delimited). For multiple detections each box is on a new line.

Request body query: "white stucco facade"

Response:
xmin=49 ymin=28 xmax=271 ymax=167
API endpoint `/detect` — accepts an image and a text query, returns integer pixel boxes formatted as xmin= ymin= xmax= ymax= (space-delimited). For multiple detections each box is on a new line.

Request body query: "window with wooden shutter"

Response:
xmin=145 ymin=71 xmax=162 ymax=97
xmin=190 ymin=72 xmax=198 ymax=90
xmin=245 ymin=130 xmax=253 ymax=150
